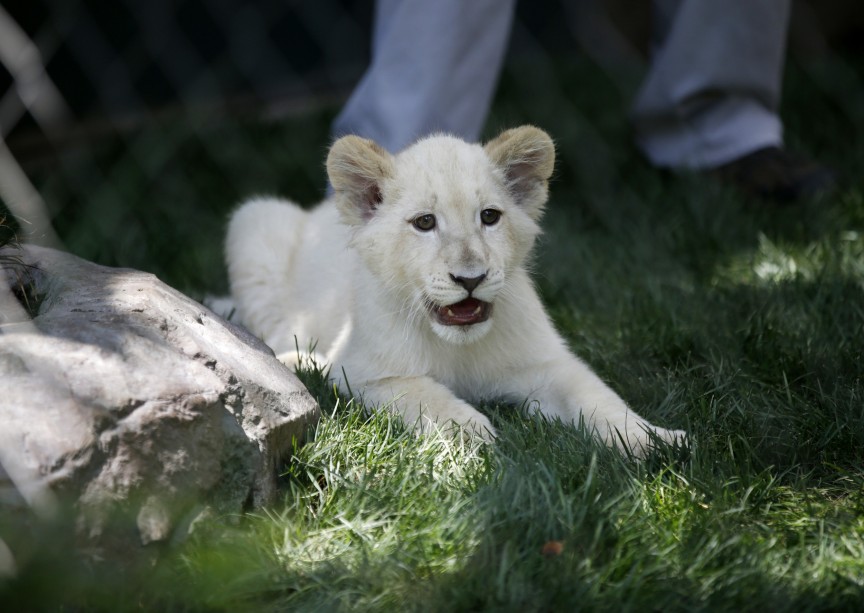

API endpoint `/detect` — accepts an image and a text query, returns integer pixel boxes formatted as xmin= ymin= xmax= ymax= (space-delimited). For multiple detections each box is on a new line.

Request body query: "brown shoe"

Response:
xmin=711 ymin=147 xmax=836 ymax=202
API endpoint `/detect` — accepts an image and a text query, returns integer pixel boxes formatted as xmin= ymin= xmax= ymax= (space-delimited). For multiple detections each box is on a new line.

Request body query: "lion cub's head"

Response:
xmin=327 ymin=125 xmax=555 ymax=345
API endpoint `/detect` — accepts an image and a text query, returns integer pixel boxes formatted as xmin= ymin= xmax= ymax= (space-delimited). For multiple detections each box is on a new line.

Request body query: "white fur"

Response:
xmin=225 ymin=127 xmax=685 ymax=457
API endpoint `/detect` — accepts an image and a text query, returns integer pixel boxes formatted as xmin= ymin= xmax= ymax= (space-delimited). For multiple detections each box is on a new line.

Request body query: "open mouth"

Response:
xmin=431 ymin=297 xmax=492 ymax=326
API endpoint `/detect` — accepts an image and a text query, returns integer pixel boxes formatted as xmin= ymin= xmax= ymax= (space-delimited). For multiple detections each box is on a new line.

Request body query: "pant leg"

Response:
xmin=331 ymin=0 xmax=515 ymax=153
xmin=632 ymin=0 xmax=791 ymax=169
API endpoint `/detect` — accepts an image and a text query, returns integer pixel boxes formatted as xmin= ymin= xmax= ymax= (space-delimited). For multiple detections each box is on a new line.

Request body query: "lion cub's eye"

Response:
xmin=480 ymin=208 xmax=501 ymax=226
xmin=412 ymin=214 xmax=436 ymax=231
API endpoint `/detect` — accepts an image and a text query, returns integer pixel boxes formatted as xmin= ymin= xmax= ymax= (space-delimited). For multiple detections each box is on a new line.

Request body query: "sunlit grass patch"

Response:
xmin=713 ymin=230 xmax=864 ymax=286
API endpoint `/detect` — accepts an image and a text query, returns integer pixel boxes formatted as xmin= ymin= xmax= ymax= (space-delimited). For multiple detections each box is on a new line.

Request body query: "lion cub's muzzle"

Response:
xmin=430 ymin=272 xmax=492 ymax=326
xmin=431 ymin=297 xmax=491 ymax=326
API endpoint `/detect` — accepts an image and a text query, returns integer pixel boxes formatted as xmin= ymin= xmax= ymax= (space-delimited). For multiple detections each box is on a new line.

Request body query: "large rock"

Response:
xmin=0 ymin=246 xmax=319 ymax=557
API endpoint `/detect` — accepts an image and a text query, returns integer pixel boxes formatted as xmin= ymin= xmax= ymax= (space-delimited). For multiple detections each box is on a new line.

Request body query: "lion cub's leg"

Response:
xmin=357 ymin=376 xmax=495 ymax=441
xmin=504 ymin=357 xmax=685 ymax=458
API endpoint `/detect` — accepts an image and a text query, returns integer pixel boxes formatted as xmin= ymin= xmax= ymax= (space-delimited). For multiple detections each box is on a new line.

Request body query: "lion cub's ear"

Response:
xmin=484 ymin=126 xmax=555 ymax=220
xmin=327 ymin=135 xmax=395 ymax=225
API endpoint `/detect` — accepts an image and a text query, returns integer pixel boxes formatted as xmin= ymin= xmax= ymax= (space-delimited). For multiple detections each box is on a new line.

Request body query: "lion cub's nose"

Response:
xmin=449 ymin=273 xmax=487 ymax=293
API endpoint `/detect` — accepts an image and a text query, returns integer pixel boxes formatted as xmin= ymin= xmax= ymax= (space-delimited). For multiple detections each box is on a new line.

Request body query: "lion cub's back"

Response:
xmin=226 ymin=197 xmax=353 ymax=361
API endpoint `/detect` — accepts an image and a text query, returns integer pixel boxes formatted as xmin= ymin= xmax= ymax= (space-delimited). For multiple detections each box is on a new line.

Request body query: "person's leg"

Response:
xmin=632 ymin=0 xmax=790 ymax=170
xmin=332 ymin=0 xmax=515 ymax=153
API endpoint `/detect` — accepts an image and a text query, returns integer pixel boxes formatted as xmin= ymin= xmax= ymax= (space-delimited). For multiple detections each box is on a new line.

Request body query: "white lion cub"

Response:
xmin=225 ymin=126 xmax=684 ymax=456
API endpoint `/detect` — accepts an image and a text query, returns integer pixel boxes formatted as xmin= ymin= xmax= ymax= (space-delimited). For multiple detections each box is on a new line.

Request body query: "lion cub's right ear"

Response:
xmin=327 ymin=135 xmax=395 ymax=225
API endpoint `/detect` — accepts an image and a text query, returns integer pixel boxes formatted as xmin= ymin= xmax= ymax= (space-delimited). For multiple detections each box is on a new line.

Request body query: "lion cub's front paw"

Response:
xmin=412 ymin=404 xmax=496 ymax=443
xmin=453 ymin=412 xmax=496 ymax=443
xmin=616 ymin=425 xmax=688 ymax=459
xmin=658 ymin=427 xmax=688 ymax=446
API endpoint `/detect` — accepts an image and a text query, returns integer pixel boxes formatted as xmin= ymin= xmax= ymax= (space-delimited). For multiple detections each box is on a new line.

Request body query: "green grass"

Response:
xmin=3 ymin=54 xmax=864 ymax=610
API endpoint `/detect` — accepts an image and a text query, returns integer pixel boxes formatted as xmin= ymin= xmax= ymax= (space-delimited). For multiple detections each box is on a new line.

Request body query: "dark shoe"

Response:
xmin=711 ymin=147 xmax=837 ymax=203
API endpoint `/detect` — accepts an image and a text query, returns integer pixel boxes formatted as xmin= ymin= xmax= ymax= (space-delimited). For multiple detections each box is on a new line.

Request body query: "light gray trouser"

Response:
xmin=333 ymin=0 xmax=790 ymax=169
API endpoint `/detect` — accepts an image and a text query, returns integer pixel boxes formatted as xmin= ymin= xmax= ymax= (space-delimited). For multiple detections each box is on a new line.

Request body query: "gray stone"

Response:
xmin=0 ymin=245 xmax=319 ymax=558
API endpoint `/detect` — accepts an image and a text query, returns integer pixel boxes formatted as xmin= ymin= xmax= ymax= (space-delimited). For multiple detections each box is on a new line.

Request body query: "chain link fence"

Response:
xmin=1 ymin=0 xmax=863 ymax=296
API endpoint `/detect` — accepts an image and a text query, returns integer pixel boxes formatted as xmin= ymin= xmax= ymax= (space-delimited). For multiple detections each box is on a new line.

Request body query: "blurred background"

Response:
xmin=1 ymin=0 xmax=863 ymax=297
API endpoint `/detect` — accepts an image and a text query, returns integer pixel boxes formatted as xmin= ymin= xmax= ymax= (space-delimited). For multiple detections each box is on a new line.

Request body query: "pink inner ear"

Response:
xmin=505 ymin=162 xmax=542 ymax=199
xmin=506 ymin=162 xmax=535 ymax=184
xmin=359 ymin=182 xmax=383 ymax=220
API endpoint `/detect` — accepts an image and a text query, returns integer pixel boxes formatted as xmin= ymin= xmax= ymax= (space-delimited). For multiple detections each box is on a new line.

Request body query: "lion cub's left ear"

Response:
xmin=327 ymin=135 xmax=395 ymax=225
xmin=484 ymin=126 xmax=555 ymax=220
